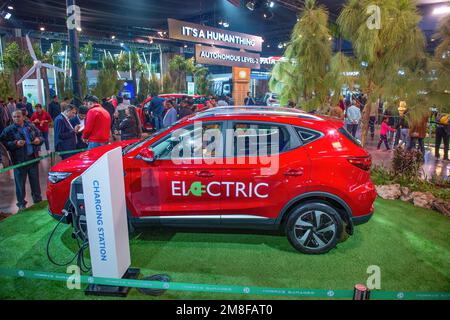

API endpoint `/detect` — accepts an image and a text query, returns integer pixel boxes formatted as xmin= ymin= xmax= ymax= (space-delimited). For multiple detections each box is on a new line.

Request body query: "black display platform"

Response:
xmin=85 ymin=268 xmax=140 ymax=297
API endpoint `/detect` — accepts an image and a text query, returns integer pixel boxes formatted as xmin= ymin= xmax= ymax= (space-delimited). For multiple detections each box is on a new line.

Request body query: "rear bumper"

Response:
xmin=351 ymin=212 xmax=373 ymax=226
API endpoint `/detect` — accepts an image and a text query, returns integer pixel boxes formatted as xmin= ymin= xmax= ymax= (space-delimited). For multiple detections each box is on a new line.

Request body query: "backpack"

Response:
xmin=438 ymin=114 xmax=449 ymax=125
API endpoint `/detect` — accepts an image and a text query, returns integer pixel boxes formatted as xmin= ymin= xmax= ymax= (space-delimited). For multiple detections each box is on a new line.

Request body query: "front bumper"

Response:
xmin=47 ymin=207 xmax=71 ymax=224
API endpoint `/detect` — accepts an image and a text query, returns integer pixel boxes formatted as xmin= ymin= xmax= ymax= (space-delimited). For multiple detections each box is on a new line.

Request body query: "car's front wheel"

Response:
xmin=286 ymin=202 xmax=343 ymax=254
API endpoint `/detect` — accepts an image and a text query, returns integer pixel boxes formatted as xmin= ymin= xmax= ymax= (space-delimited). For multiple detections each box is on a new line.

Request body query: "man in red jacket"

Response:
xmin=82 ymin=95 xmax=111 ymax=150
xmin=30 ymin=104 xmax=52 ymax=153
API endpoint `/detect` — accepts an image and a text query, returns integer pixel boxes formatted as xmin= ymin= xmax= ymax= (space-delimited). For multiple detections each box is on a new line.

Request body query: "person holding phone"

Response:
xmin=0 ymin=110 xmax=43 ymax=211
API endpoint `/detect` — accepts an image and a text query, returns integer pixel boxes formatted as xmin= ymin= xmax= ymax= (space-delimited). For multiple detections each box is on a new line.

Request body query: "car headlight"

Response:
xmin=48 ymin=172 xmax=72 ymax=184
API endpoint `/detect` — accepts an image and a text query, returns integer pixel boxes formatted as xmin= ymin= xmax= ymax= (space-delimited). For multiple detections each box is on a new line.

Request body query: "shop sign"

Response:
xmin=195 ymin=45 xmax=260 ymax=69
xmin=168 ymin=18 xmax=263 ymax=52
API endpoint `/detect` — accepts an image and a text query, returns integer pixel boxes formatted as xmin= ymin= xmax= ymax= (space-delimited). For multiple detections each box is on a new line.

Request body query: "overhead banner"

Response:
xmin=195 ymin=45 xmax=260 ymax=69
xmin=168 ymin=18 xmax=263 ymax=52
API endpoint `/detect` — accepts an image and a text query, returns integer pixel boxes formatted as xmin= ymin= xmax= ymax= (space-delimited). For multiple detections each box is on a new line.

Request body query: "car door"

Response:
xmin=130 ymin=121 xmax=225 ymax=220
xmin=220 ymin=120 xmax=311 ymax=225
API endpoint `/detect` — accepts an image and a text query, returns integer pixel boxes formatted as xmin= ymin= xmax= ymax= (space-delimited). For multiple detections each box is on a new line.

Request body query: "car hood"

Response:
xmin=50 ymin=140 xmax=138 ymax=173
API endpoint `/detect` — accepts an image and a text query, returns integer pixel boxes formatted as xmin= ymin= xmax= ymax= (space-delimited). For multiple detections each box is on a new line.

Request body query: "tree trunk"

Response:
xmin=360 ymin=100 xmax=371 ymax=147
xmin=131 ymin=69 xmax=137 ymax=100
xmin=41 ymin=67 xmax=51 ymax=107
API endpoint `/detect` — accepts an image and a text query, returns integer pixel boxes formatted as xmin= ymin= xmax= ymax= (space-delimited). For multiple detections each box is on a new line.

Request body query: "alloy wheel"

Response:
xmin=294 ymin=210 xmax=337 ymax=250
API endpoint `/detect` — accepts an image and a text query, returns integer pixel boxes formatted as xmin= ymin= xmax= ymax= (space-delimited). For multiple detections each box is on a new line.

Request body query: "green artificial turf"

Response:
xmin=0 ymin=199 xmax=449 ymax=300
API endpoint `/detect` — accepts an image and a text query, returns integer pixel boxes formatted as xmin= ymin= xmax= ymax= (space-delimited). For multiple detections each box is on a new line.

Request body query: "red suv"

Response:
xmin=47 ymin=106 xmax=376 ymax=254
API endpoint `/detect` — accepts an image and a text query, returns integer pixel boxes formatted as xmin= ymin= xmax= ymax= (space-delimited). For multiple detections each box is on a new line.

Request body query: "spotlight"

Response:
xmin=76 ymin=27 xmax=82 ymax=32
xmin=1 ymin=11 xmax=12 ymax=20
xmin=223 ymin=21 xmax=229 ymax=28
xmin=218 ymin=20 xmax=223 ymax=25
xmin=40 ymin=26 xmax=45 ymax=31
xmin=246 ymin=1 xmax=256 ymax=11
xmin=278 ymin=43 xmax=283 ymax=49
xmin=183 ymin=44 xmax=188 ymax=48
xmin=120 ymin=42 xmax=124 ymax=47
xmin=268 ymin=1 xmax=274 ymax=8
xmin=262 ymin=9 xmax=273 ymax=19
xmin=7 ymin=5 xmax=13 ymax=10
xmin=433 ymin=6 xmax=450 ymax=15
xmin=111 ymin=35 xmax=116 ymax=39
xmin=149 ymin=38 xmax=154 ymax=44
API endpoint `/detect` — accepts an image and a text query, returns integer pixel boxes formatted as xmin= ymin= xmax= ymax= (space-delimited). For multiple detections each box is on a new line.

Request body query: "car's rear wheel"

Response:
xmin=286 ymin=202 xmax=343 ymax=254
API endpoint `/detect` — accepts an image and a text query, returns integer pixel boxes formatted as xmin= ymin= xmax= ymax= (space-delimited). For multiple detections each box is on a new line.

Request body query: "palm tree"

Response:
xmin=429 ymin=15 xmax=450 ymax=113
xmin=337 ymin=0 xmax=426 ymax=146
xmin=118 ymin=49 xmax=144 ymax=98
xmin=169 ymin=55 xmax=195 ymax=93
xmin=3 ymin=41 xmax=33 ymax=97
xmin=93 ymin=55 xmax=123 ymax=99
xmin=194 ymin=65 xmax=211 ymax=95
xmin=79 ymin=42 xmax=93 ymax=98
xmin=269 ymin=0 xmax=348 ymax=112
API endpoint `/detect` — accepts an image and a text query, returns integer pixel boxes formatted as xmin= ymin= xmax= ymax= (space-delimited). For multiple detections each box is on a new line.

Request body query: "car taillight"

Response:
xmin=347 ymin=156 xmax=372 ymax=171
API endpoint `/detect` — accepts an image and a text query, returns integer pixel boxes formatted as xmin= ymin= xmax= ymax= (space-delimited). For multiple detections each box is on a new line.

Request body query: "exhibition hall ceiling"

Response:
xmin=3 ymin=0 xmax=449 ymax=53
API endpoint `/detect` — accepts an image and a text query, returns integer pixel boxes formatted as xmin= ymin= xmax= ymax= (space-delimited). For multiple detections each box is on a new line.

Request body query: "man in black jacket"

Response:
xmin=48 ymin=95 xmax=61 ymax=120
xmin=0 ymin=110 xmax=43 ymax=210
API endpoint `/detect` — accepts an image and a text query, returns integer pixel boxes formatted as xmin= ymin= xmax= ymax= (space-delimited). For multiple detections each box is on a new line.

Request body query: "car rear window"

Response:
xmin=338 ymin=127 xmax=362 ymax=147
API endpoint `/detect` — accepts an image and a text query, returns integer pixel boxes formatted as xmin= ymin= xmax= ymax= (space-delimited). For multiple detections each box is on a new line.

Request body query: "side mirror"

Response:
xmin=139 ymin=148 xmax=155 ymax=163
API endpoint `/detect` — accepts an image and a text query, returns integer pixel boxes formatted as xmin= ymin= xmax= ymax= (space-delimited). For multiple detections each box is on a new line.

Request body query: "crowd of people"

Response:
xmin=326 ymin=94 xmax=448 ymax=159
xmin=0 ymin=93 xmax=230 ymax=211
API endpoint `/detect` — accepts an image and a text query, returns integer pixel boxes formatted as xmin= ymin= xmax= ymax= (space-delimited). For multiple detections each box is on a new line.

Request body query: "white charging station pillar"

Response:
xmin=81 ymin=147 xmax=131 ymax=280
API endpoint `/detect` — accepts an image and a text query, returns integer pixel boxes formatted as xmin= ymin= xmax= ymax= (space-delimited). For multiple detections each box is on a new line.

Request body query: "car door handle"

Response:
xmin=196 ymin=170 xmax=214 ymax=177
xmin=284 ymin=168 xmax=303 ymax=177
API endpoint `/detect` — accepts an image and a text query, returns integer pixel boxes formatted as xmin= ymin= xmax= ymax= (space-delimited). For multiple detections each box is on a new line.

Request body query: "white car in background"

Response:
xmin=264 ymin=92 xmax=280 ymax=107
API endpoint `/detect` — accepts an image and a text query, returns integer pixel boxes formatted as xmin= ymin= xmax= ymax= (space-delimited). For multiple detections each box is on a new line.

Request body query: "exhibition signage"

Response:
xmin=81 ymin=147 xmax=131 ymax=279
xmin=187 ymin=82 xmax=195 ymax=95
xmin=168 ymin=18 xmax=263 ymax=52
xmin=195 ymin=45 xmax=260 ymax=69
xmin=22 ymin=79 xmax=46 ymax=106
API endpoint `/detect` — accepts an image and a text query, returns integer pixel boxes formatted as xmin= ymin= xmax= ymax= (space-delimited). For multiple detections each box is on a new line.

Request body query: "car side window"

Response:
xmin=295 ymin=127 xmax=322 ymax=144
xmin=151 ymin=122 xmax=223 ymax=160
xmin=232 ymin=122 xmax=291 ymax=156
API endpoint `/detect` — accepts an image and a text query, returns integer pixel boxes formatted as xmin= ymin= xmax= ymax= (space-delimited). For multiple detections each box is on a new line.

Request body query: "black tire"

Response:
xmin=285 ymin=201 xmax=343 ymax=254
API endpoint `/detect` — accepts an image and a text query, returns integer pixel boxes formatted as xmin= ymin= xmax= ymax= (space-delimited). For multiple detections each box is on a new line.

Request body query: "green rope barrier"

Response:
xmin=0 ymin=154 xmax=51 ymax=174
xmin=0 ymin=149 xmax=87 ymax=174
xmin=0 ymin=267 xmax=448 ymax=299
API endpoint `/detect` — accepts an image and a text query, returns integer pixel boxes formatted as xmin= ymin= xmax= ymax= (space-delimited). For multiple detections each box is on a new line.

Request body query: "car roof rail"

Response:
xmin=191 ymin=106 xmax=323 ymax=121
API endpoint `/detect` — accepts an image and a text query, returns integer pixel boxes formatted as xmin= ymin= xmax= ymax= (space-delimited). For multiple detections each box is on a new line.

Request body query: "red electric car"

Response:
xmin=47 ymin=106 xmax=376 ymax=254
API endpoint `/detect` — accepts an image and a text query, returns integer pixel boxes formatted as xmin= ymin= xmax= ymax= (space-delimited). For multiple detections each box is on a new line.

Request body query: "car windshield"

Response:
xmin=122 ymin=123 xmax=176 ymax=154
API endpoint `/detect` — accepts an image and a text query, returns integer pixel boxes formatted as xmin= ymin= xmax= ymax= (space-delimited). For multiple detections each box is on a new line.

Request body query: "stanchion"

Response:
xmin=353 ymin=284 xmax=371 ymax=300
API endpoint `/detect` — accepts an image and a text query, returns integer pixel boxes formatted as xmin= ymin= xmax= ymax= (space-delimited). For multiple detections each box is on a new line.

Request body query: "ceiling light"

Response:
xmin=7 ymin=5 xmax=13 ymax=10
xmin=111 ymin=35 xmax=116 ymax=39
xmin=2 ymin=11 xmax=11 ymax=19
xmin=223 ymin=21 xmax=229 ymax=28
xmin=246 ymin=1 xmax=256 ymax=11
xmin=268 ymin=1 xmax=274 ymax=8
xmin=40 ymin=26 xmax=45 ymax=31
xmin=278 ymin=43 xmax=283 ymax=49
xmin=76 ymin=27 xmax=82 ymax=32
xmin=184 ymin=44 xmax=188 ymax=48
xmin=120 ymin=42 xmax=124 ymax=47
xmin=433 ymin=6 xmax=450 ymax=15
